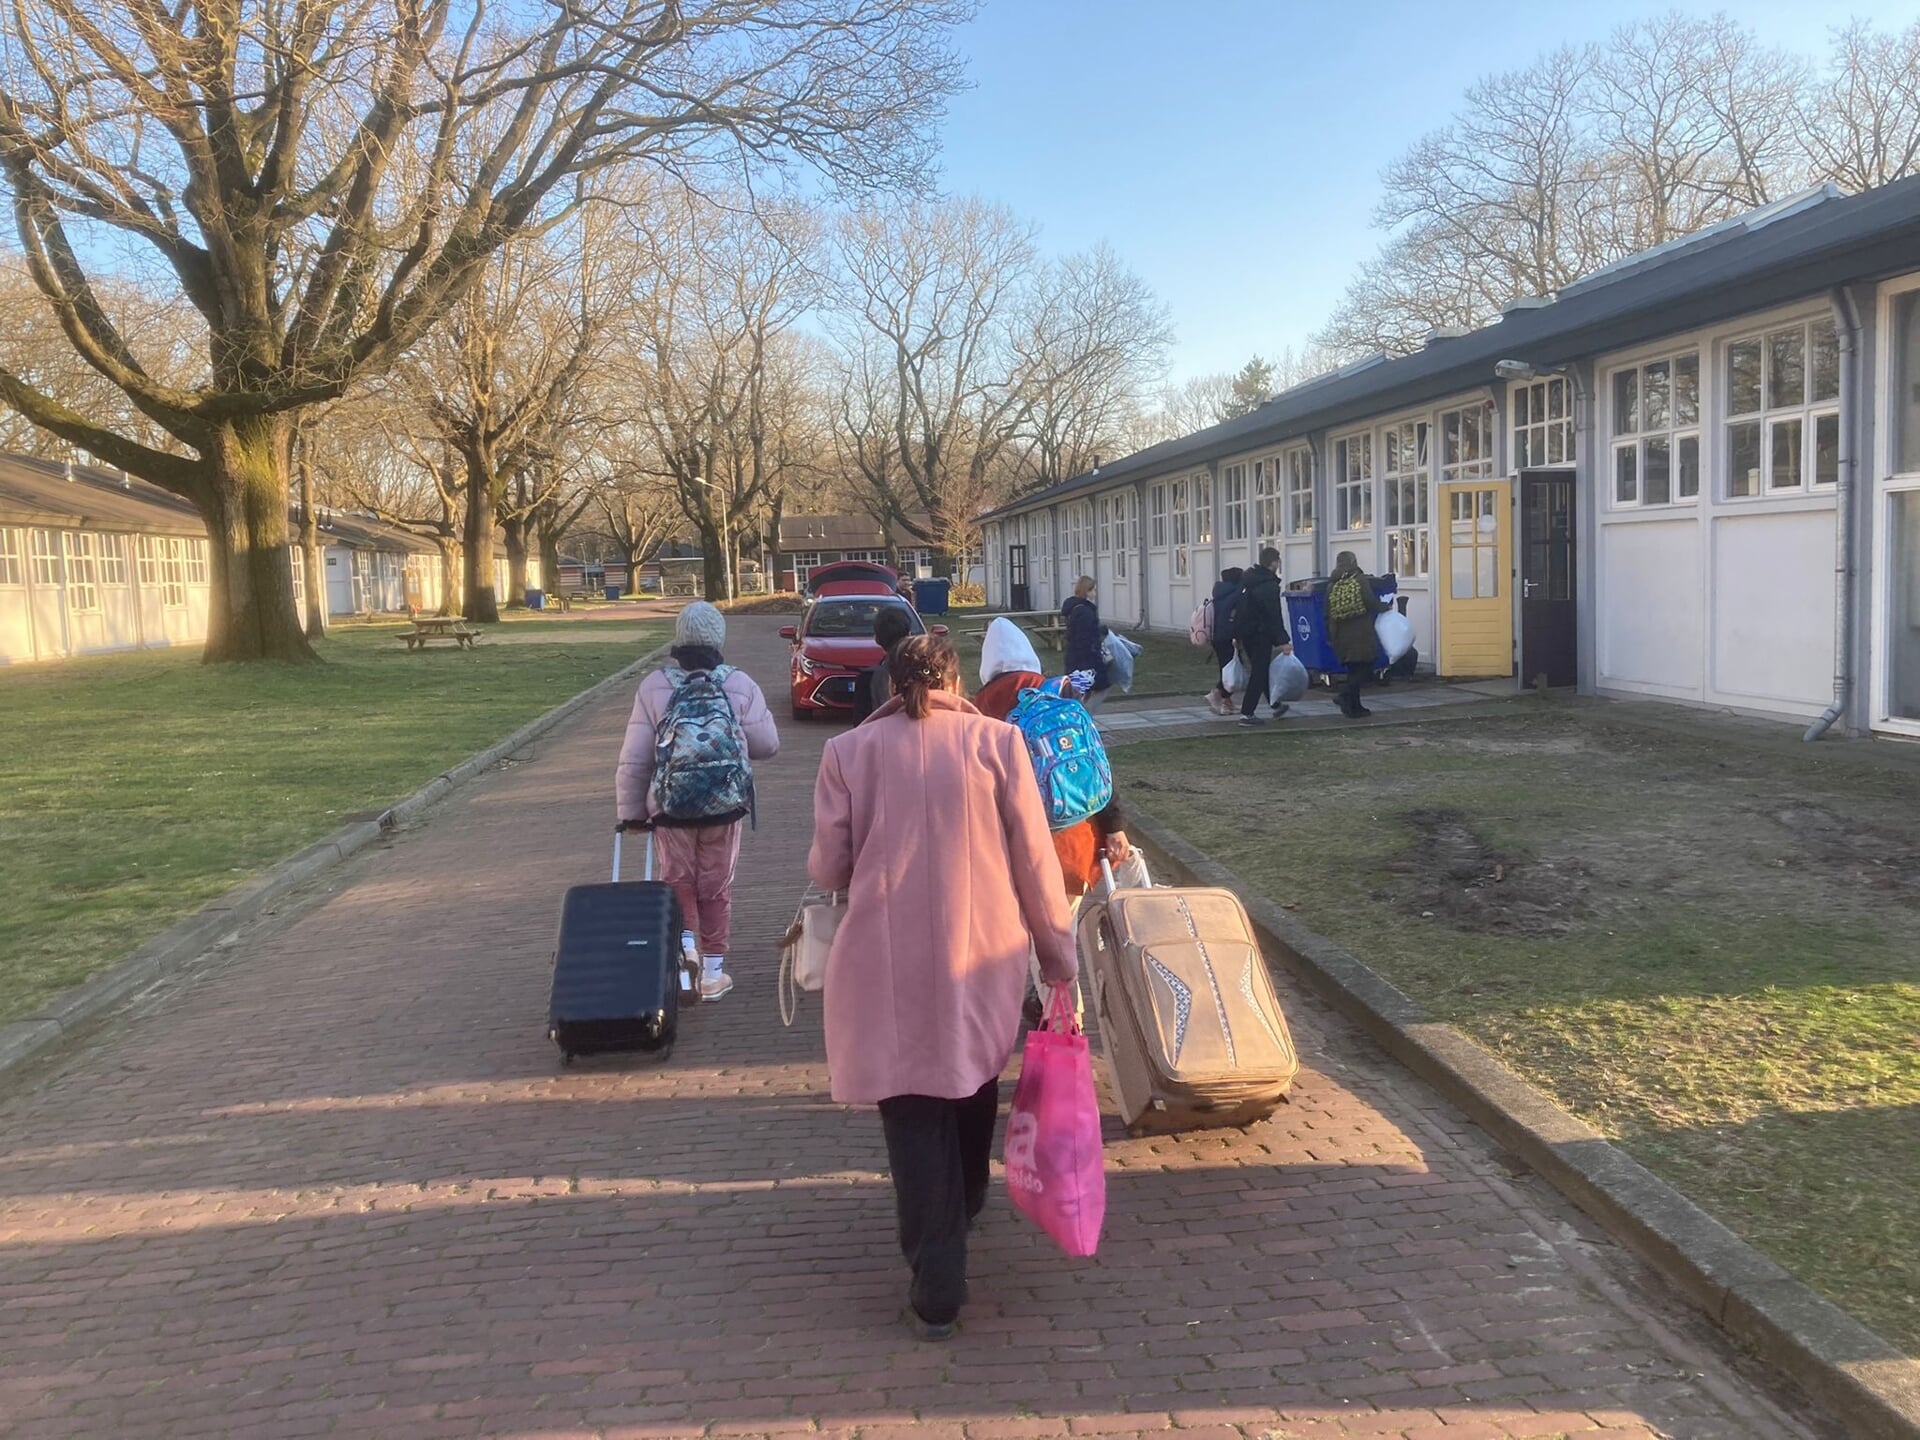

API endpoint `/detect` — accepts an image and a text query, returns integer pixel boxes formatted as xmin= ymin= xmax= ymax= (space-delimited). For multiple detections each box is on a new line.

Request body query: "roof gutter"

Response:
xmin=1804 ymin=285 xmax=1864 ymax=742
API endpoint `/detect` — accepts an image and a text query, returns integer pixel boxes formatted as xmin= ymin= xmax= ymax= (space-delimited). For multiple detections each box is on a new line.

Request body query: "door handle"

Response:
xmin=1522 ymin=579 xmax=1538 ymax=599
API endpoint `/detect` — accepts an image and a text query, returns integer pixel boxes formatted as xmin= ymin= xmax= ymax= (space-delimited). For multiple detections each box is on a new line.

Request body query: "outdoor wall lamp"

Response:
xmin=1494 ymin=358 xmax=1562 ymax=382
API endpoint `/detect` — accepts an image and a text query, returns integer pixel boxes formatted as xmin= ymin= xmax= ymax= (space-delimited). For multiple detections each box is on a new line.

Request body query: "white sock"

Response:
xmin=703 ymin=954 xmax=726 ymax=977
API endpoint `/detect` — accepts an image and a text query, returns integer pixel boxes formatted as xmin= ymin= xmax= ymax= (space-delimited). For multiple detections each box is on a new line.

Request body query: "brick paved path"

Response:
xmin=0 ymin=619 xmax=1822 ymax=1440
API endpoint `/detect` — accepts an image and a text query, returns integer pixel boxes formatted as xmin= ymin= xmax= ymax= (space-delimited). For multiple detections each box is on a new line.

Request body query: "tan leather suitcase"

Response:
xmin=1078 ymin=873 xmax=1298 ymax=1134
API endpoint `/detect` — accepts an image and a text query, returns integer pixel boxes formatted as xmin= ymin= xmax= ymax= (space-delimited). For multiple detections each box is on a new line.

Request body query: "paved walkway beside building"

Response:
xmin=0 ymin=620 xmax=1826 ymax=1440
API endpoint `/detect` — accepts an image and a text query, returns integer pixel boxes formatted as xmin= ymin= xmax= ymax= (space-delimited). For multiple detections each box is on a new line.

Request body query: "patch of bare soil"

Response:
xmin=1392 ymin=807 xmax=1592 ymax=936
xmin=1759 ymin=801 xmax=1920 ymax=896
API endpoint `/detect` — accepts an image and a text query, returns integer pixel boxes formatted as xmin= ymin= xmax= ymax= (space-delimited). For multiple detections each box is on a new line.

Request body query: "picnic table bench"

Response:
xmin=400 ymin=616 xmax=482 ymax=650
xmin=960 ymin=610 xmax=1069 ymax=650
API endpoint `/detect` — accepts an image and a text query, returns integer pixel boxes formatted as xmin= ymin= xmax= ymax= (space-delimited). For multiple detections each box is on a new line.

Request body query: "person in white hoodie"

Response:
xmin=615 ymin=602 xmax=779 ymax=1001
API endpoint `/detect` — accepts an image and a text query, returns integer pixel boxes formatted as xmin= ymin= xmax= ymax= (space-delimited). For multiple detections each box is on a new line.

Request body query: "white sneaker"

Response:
xmin=699 ymin=962 xmax=734 ymax=1002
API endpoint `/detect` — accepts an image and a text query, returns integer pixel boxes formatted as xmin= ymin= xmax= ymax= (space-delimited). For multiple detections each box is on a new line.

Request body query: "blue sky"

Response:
xmin=933 ymin=0 xmax=1914 ymax=382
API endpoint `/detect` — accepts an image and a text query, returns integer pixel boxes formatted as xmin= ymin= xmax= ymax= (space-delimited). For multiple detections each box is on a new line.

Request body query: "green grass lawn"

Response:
xmin=950 ymin=614 xmax=1220 ymax=701
xmin=0 ymin=623 xmax=664 ymax=1025
xmin=1115 ymin=710 xmax=1920 ymax=1353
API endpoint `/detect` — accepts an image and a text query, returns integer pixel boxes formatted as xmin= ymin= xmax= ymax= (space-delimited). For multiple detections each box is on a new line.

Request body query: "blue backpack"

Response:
xmin=1009 ymin=684 xmax=1113 ymax=831
xmin=651 ymin=666 xmax=754 ymax=827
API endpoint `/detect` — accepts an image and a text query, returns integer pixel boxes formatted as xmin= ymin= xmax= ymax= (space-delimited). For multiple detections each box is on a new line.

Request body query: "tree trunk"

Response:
xmin=697 ymin=520 xmax=728 ymax=601
xmin=463 ymin=455 xmax=500 ymax=623
xmin=201 ymin=416 xmax=317 ymax=664
xmin=502 ymin=514 xmax=531 ymax=604
xmin=539 ymin=522 xmax=564 ymax=599
xmin=295 ymin=435 xmax=328 ymax=640
xmin=435 ymin=537 xmax=461 ymax=616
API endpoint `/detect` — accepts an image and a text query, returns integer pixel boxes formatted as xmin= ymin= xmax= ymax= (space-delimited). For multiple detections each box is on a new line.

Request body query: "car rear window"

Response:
xmin=804 ymin=600 xmax=923 ymax=639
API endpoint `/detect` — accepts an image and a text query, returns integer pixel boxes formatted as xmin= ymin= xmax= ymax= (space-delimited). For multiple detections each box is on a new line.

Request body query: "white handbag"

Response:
xmin=778 ymin=891 xmax=844 ymax=1026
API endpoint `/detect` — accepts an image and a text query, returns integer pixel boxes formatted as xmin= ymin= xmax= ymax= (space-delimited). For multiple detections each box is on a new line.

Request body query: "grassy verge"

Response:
xmin=1114 ymin=710 xmax=1920 ymax=1353
xmin=0 ymin=624 xmax=664 ymax=1024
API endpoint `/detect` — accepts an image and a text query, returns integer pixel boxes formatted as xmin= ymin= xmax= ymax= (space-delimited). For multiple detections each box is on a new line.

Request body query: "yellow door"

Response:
xmin=1437 ymin=481 xmax=1513 ymax=677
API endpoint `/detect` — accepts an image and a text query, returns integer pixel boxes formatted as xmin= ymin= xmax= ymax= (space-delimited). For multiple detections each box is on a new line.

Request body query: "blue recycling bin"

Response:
xmin=604 ymin=584 xmax=622 ymax=602
xmin=911 ymin=577 xmax=951 ymax=615
xmin=1285 ymin=578 xmax=1391 ymax=679
xmin=524 ymin=588 xmax=544 ymax=610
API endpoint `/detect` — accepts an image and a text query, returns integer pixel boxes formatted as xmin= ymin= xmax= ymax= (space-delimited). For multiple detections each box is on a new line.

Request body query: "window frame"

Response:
xmin=160 ymin=537 xmax=188 ymax=607
xmin=98 ymin=533 xmax=128 ymax=587
xmin=62 ymin=531 xmax=101 ymax=612
xmin=1606 ymin=350 xmax=1703 ymax=509
xmin=1285 ymin=446 xmax=1315 ymax=537
xmin=1193 ymin=471 xmax=1214 ymax=548
xmin=1148 ymin=483 xmax=1167 ymax=550
xmin=29 ymin=528 xmax=61 ymax=587
xmin=1332 ymin=431 xmax=1373 ymax=534
xmin=0 ymin=527 xmax=23 ymax=587
xmin=1721 ymin=316 xmax=1840 ymax=500
xmin=1170 ymin=476 xmax=1191 ymax=578
xmin=1379 ymin=418 xmax=1431 ymax=579
xmin=1511 ymin=376 xmax=1576 ymax=469
xmin=1221 ymin=462 xmax=1248 ymax=544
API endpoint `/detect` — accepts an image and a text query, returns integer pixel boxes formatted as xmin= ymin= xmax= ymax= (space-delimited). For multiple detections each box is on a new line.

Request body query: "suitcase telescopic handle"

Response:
xmin=612 ymin=825 xmax=655 ymax=883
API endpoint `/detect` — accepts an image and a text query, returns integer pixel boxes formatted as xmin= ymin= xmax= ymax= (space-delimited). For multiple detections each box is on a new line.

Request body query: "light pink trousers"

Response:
xmin=652 ymin=821 xmax=744 ymax=956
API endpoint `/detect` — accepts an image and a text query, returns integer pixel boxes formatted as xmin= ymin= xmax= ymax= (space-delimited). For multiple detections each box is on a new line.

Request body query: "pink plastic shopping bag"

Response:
xmin=1003 ymin=987 xmax=1106 ymax=1256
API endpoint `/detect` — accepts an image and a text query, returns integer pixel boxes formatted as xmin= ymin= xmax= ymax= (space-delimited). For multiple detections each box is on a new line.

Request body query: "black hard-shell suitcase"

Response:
xmin=547 ymin=829 xmax=688 ymax=1064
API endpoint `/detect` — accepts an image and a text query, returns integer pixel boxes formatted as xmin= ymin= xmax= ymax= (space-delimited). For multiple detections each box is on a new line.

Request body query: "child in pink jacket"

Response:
xmin=616 ymin=602 xmax=779 ymax=1000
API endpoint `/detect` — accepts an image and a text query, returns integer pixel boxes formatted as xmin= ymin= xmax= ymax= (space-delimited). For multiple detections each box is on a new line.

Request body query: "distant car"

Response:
xmin=780 ymin=595 xmax=947 ymax=720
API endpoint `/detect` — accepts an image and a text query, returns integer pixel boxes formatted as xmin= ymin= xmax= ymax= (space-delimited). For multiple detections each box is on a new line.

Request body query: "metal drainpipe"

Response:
xmin=1805 ymin=286 xmax=1862 ymax=742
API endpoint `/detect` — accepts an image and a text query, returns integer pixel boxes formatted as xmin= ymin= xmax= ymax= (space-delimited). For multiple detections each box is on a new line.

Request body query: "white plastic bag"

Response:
xmin=1221 ymin=657 xmax=1248 ymax=693
xmin=1376 ymin=610 xmax=1415 ymax=663
xmin=1105 ymin=631 xmax=1142 ymax=693
xmin=1268 ymin=651 xmax=1309 ymax=704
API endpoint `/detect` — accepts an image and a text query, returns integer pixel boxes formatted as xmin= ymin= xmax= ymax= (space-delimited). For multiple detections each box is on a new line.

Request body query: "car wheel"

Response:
xmin=790 ymin=702 xmax=811 ymax=722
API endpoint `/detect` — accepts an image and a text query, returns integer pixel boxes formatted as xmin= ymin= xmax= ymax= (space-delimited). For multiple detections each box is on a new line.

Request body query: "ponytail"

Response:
xmin=888 ymin=635 xmax=960 ymax=720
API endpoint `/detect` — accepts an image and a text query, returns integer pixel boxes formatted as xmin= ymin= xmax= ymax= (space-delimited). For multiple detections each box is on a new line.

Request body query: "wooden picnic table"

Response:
xmin=400 ymin=615 xmax=482 ymax=650
xmin=960 ymin=610 xmax=1068 ymax=650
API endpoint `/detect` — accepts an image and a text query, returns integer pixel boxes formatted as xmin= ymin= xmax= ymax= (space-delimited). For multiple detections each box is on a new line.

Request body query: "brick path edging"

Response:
xmin=1126 ymin=801 xmax=1920 ymax=1440
xmin=0 ymin=639 xmax=672 ymax=1088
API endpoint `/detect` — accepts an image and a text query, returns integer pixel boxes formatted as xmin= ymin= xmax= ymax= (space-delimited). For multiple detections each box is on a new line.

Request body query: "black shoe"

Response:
xmin=1348 ymin=704 xmax=1373 ymax=718
xmin=904 ymin=1307 xmax=956 ymax=1342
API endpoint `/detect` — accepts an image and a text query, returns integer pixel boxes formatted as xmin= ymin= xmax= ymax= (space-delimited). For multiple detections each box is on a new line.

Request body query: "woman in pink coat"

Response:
xmin=808 ymin=634 xmax=1076 ymax=1340
xmin=616 ymin=602 xmax=779 ymax=1001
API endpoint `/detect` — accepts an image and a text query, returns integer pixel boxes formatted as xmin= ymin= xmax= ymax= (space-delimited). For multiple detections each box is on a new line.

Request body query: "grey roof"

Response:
xmin=778 ymin=514 xmax=932 ymax=551
xmin=0 ymin=453 xmax=207 ymax=536
xmin=985 ymin=175 xmax=1920 ymax=519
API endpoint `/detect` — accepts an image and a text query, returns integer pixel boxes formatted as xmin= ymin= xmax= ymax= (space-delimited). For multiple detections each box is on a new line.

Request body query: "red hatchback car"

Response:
xmin=780 ymin=564 xmax=947 ymax=720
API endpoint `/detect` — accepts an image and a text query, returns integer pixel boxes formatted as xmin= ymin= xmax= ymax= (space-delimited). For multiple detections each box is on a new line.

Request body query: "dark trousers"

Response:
xmin=877 ymin=1077 xmax=999 ymax=1325
xmin=1240 ymin=641 xmax=1274 ymax=716
xmin=1341 ymin=661 xmax=1370 ymax=714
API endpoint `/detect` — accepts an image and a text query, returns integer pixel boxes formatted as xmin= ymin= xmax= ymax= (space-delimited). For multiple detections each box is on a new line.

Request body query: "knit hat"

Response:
xmin=674 ymin=601 xmax=726 ymax=650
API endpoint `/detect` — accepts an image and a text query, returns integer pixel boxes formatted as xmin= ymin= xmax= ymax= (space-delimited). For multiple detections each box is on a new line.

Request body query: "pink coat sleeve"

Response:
xmin=807 ymin=739 xmax=854 ymax=892
xmin=725 ymin=670 xmax=781 ymax=761
xmin=998 ymin=727 xmax=1077 ymax=984
xmin=613 ymin=674 xmax=664 ymax=823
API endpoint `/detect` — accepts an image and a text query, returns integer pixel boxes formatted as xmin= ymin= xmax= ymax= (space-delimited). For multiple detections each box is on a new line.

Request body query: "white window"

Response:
xmin=1194 ymin=473 xmax=1214 ymax=547
xmin=185 ymin=538 xmax=210 ymax=585
xmin=1512 ymin=376 xmax=1575 ymax=468
xmin=1381 ymin=419 xmax=1430 ymax=579
xmin=1170 ymin=477 xmax=1190 ymax=577
xmin=1221 ymin=464 xmax=1248 ymax=543
xmin=1333 ymin=433 xmax=1373 ymax=533
xmin=1439 ymin=402 xmax=1495 ymax=483
xmin=1286 ymin=447 xmax=1315 ymax=536
xmin=29 ymin=528 xmax=61 ymax=587
xmin=1149 ymin=483 xmax=1167 ymax=549
xmin=1117 ymin=491 xmax=1134 ymax=578
xmin=1724 ymin=317 xmax=1840 ymax=498
xmin=0 ymin=528 xmax=22 ymax=586
xmin=62 ymin=532 xmax=100 ymax=612
xmin=1097 ymin=496 xmax=1112 ymax=555
xmin=289 ymin=546 xmax=307 ymax=611
xmin=98 ymin=533 xmax=128 ymax=586
xmin=1253 ymin=457 xmax=1280 ymax=547
xmin=160 ymin=538 xmax=188 ymax=607
xmin=136 ymin=535 xmax=159 ymax=587
xmin=1610 ymin=352 xmax=1701 ymax=506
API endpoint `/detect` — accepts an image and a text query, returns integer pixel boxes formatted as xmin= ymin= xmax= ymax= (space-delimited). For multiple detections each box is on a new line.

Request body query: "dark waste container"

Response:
xmin=604 ymin=584 xmax=622 ymax=602
xmin=524 ymin=588 xmax=544 ymax=610
xmin=911 ymin=578 xmax=951 ymax=615
xmin=1284 ymin=575 xmax=1391 ymax=679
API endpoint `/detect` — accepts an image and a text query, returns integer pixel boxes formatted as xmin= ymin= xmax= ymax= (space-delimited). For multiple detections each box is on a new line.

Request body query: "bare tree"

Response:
xmin=1010 ymin=244 xmax=1169 ymax=492
xmin=1804 ymin=18 xmax=1920 ymax=191
xmin=829 ymin=198 xmax=1038 ymax=570
xmin=0 ymin=0 xmax=968 ymax=660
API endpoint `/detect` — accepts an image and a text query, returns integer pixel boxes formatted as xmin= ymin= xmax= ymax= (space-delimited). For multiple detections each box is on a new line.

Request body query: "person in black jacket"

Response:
xmin=862 ymin=604 xmax=915 ymax=717
xmin=1204 ymin=567 xmax=1245 ymax=715
xmin=1060 ymin=576 xmax=1112 ymax=710
xmin=1233 ymin=548 xmax=1292 ymax=726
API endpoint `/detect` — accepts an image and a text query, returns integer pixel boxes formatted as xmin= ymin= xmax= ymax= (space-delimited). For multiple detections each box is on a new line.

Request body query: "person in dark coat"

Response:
xmin=863 ymin=604 xmax=915 ymax=717
xmin=1326 ymin=550 xmax=1390 ymax=718
xmin=1059 ymin=576 xmax=1111 ymax=711
xmin=1232 ymin=548 xmax=1291 ymax=726
xmin=1204 ymin=567 xmax=1245 ymax=715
